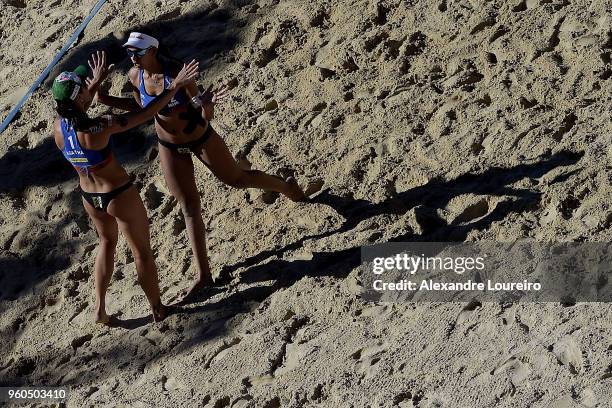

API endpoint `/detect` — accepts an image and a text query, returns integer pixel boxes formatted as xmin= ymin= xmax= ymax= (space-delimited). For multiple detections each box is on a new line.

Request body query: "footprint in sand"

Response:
xmin=158 ymin=197 xmax=176 ymax=218
xmin=577 ymin=388 xmax=597 ymax=407
xmin=230 ymin=395 xmax=254 ymax=408
xmin=54 ymin=353 xmax=71 ymax=369
xmin=269 ymin=317 xmax=311 ymax=378
xmin=550 ymin=336 xmax=583 ymax=374
xmin=170 ymin=213 xmax=186 ymax=237
xmin=455 ymin=299 xmax=482 ymax=325
xmin=446 ymin=195 xmax=492 ymax=225
xmin=273 ymin=325 xmax=312 ymax=377
xmin=243 ymin=374 xmax=275 ymax=387
xmin=68 ymin=301 xmax=88 ymax=323
xmin=491 ymin=356 xmax=532 ymax=390
xmin=355 ymin=304 xmax=391 ymax=318
xmin=204 ymin=337 xmax=242 ymax=369
xmin=42 ymin=287 xmax=63 ymax=314
xmin=507 ymin=360 xmax=531 ymax=388
xmin=143 ymin=182 xmax=165 ymax=211
xmin=258 ymin=190 xmax=279 ymax=205
xmin=392 ymin=391 xmax=413 ymax=408
xmin=304 ymin=178 xmax=324 ymax=197
xmin=71 ymin=334 xmax=93 ymax=352
xmin=11 ymin=317 xmax=24 ymax=332
xmin=207 ymin=395 xmax=230 ymax=408
xmin=12 ymin=357 xmax=36 ymax=378
xmin=261 ymin=396 xmax=281 ymax=408
xmin=446 ymin=300 xmax=482 ymax=336
xmin=352 ymin=342 xmax=388 ymax=379
xmin=161 ymin=375 xmax=186 ymax=392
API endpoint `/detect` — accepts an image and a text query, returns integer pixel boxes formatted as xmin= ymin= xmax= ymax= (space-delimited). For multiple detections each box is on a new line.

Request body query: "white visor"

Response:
xmin=123 ymin=32 xmax=159 ymax=50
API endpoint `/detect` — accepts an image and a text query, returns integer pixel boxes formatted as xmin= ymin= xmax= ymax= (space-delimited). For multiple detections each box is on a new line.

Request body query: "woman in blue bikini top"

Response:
xmin=52 ymin=51 xmax=199 ymax=325
xmin=59 ymin=109 xmax=113 ymax=176
xmin=137 ymin=65 xmax=190 ymax=116
xmin=94 ymin=32 xmax=309 ymax=305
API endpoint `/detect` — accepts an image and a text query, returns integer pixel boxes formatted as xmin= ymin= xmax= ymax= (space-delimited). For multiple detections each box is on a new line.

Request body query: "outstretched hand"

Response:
xmin=88 ymin=50 xmax=114 ymax=85
xmin=169 ymin=60 xmax=200 ymax=90
xmin=200 ymin=83 xmax=230 ymax=105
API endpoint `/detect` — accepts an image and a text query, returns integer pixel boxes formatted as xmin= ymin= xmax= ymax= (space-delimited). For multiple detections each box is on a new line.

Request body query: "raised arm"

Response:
xmin=105 ymin=60 xmax=199 ymax=134
xmin=184 ymin=80 xmax=230 ymax=122
xmin=86 ymin=51 xmax=112 ymax=100
xmin=96 ymin=67 xmax=142 ymax=112
xmin=97 ymin=92 xmax=142 ymax=112
xmin=86 ymin=54 xmax=141 ymax=112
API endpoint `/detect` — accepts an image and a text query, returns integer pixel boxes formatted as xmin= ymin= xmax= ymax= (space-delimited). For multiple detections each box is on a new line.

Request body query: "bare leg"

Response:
xmin=192 ymin=128 xmax=306 ymax=201
xmin=83 ymin=198 xmax=118 ymax=324
xmin=159 ymin=144 xmax=213 ymax=301
xmin=107 ymin=186 xmax=167 ymax=322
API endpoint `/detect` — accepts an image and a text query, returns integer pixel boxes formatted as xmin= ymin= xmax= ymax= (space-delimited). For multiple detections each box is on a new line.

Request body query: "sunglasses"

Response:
xmin=126 ymin=47 xmax=150 ymax=58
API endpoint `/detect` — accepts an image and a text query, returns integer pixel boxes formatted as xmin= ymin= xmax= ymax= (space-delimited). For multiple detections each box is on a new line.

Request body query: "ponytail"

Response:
xmin=55 ymin=100 xmax=99 ymax=132
xmin=157 ymin=43 xmax=184 ymax=73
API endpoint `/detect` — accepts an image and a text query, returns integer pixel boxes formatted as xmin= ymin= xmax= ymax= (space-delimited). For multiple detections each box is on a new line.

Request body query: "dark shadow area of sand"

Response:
xmin=218 ymin=150 xmax=584 ymax=279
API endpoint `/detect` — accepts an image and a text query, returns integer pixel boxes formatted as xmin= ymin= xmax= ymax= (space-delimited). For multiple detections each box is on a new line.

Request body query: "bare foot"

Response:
xmin=285 ymin=177 xmax=306 ymax=202
xmin=95 ymin=310 xmax=110 ymax=325
xmin=96 ymin=315 xmax=121 ymax=327
xmin=152 ymin=302 xmax=169 ymax=323
xmin=304 ymin=178 xmax=324 ymax=197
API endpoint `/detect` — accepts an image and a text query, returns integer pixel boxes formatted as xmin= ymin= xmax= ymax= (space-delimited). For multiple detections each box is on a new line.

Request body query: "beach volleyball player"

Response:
xmin=94 ymin=32 xmax=307 ymax=302
xmin=52 ymin=51 xmax=199 ymax=323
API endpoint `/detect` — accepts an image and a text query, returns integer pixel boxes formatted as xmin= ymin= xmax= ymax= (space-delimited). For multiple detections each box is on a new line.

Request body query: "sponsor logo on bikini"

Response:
xmin=93 ymin=196 xmax=103 ymax=209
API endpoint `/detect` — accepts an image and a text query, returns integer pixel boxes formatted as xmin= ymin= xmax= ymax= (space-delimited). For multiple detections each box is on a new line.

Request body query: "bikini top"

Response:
xmin=139 ymin=67 xmax=189 ymax=115
xmin=60 ymin=118 xmax=112 ymax=174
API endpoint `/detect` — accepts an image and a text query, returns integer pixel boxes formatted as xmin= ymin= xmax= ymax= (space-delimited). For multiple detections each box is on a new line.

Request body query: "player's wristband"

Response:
xmin=191 ymin=95 xmax=203 ymax=108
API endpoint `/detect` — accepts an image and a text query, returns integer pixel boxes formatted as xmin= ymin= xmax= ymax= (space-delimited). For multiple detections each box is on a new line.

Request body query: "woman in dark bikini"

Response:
xmin=52 ymin=50 xmax=199 ymax=323
xmin=96 ymin=32 xmax=307 ymax=302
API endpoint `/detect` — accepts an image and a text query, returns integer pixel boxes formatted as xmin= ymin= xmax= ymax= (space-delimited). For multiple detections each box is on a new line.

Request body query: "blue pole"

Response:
xmin=0 ymin=0 xmax=108 ymax=135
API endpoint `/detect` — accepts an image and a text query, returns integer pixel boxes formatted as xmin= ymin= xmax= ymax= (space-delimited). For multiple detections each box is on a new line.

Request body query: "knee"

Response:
xmin=178 ymin=197 xmax=202 ymax=218
xmin=132 ymin=249 xmax=153 ymax=268
xmin=99 ymin=236 xmax=118 ymax=250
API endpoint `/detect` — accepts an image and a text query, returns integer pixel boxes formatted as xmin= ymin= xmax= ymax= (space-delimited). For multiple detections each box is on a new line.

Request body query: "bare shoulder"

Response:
xmin=52 ymin=117 xmax=63 ymax=149
xmin=128 ymin=66 xmax=139 ymax=86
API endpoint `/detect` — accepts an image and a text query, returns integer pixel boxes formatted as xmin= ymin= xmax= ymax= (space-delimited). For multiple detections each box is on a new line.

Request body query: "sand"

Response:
xmin=1 ymin=0 xmax=612 ymax=406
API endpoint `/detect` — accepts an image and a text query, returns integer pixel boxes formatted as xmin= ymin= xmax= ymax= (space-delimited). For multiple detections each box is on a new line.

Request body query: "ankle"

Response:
xmin=151 ymin=301 xmax=167 ymax=322
xmin=94 ymin=301 xmax=105 ymax=313
xmin=196 ymin=270 xmax=214 ymax=284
